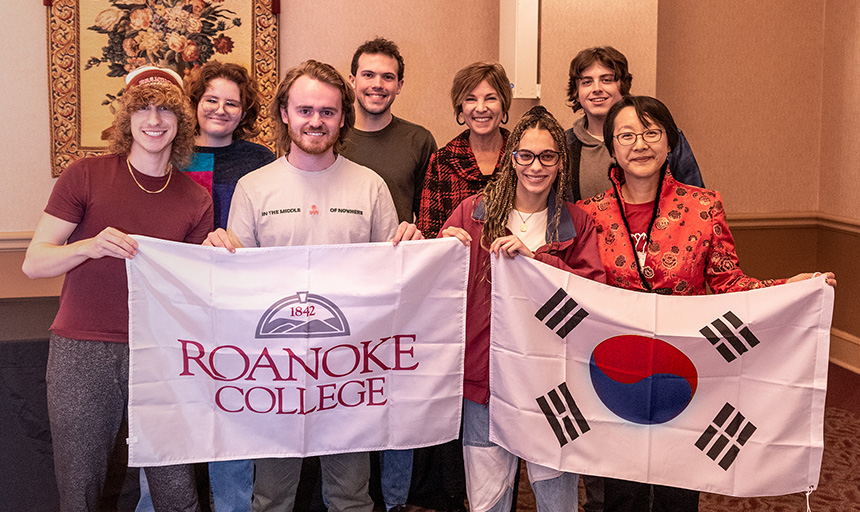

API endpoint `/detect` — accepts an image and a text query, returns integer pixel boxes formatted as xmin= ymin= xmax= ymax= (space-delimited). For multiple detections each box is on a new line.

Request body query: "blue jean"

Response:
xmin=209 ymin=460 xmax=254 ymax=512
xmin=380 ymin=449 xmax=413 ymax=509
xmin=462 ymin=399 xmax=578 ymax=512
xmin=138 ymin=460 xmax=254 ymax=512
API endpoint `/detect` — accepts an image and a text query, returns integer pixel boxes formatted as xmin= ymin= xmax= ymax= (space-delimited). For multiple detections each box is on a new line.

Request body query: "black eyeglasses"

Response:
xmin=613 ymin=129 xmax=664 ymax=146
xmin=512 ymin=150 xmax=561 ymax=166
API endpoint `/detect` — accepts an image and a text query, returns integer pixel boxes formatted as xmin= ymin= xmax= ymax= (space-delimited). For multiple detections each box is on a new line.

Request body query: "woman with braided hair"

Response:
xmin=440 ymin=105 xmax=606 ymax=512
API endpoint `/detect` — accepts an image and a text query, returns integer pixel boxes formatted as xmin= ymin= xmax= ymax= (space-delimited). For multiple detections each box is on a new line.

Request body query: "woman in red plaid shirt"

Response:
xmin=417 ymin=62 xmax=513 ymax=238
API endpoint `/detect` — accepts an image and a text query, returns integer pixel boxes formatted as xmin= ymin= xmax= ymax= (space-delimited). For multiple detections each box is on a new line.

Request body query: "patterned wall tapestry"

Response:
xmin=47 ymin=0 xmax=279 ymax=177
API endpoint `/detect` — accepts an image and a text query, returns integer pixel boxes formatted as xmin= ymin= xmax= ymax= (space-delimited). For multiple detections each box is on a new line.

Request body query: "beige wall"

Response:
xmin=540 ymin=0 xmax=658 ymax=130
xmin=1 ymin=1 xmax=53 ymax=234
xmin=656 ymin=0 xmax=825 ymax=215
xmin=821 ymin=0 xmax=860 ymax=222
xmin=278 ymin=0 xmax=501 ymax=146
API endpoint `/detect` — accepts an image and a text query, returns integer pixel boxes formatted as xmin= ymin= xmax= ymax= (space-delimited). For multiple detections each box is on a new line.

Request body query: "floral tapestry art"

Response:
xmin=47 ymin=0 xmax=279 ymax=176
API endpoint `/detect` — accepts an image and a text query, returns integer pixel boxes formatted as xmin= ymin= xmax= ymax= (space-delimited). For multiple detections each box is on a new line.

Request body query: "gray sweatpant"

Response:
xmin=46 ymin=334 xmax=199 ymax=512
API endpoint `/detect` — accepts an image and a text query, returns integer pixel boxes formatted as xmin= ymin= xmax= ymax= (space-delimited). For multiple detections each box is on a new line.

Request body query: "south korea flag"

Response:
xmin=489 ymin=256 xmax=833 ymax=497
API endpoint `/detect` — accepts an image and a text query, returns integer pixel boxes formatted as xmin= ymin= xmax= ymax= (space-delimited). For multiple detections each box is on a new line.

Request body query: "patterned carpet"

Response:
xmin=514 ymin=406 xmax=860 ymax=511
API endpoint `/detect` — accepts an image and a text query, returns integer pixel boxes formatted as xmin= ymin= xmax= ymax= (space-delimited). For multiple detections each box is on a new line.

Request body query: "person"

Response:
xmin=22 ymin=65 xmax=213 ymax=512
xmin=412 ymin=61 xmax=514 ymax=511
xmin=336 ymin=37 xmax=438 ymax=512
xmin=203 ymin=59 xmax=422 ymax=512
xmin=566 ymin=46 xmax=704 ymax=202
xmin=417 ymin=62 xmax=513 ymax=238
xmin=577 ymin=95 xmax=836 ymax=512
xmin=133 ymin=61 xmax=277 ymax=512
xmin=566 ymin=48 xmax=705 ymax=511
xmin=440 ymin=106 xmax=606 ymax=512
xmin=342 ymin=37 xmax=437 ymax=225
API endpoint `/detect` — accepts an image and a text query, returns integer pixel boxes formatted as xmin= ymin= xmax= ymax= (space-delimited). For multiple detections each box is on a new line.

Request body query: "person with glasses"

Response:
xmin=577 ymin=95 xmax=835 ymax=512
xmin=565 ymin=47 xmax=704 ymax=203
xmin=440 ymin=106 xmax=606 ymax=512
xmin=183 ymin=61 xmax=277 ymax=231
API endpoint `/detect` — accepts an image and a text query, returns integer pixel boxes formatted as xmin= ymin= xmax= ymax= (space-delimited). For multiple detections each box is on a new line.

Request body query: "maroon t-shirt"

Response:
xmin=624 ymin=200 xmax=655 ymax=255
xmin=45 ymin=153 xmax=214 ymax=343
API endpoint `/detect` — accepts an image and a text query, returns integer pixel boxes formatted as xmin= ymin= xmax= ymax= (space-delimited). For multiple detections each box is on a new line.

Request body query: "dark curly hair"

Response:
xmin=566 ymin=46 xmax=633 ymax=113
xmin=109 ymin=83 xmax=196 ymax=169
xmin=269 ymin=60 xmax=355 ymax=154
xmin=184 ymin=60 xmax=264 ymax=140
xmin=481 ymin=106 xmax=570 ymax=252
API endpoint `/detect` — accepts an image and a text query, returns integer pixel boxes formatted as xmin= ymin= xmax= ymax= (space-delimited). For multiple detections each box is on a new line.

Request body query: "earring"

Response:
xmin=456 ymin=111 xmax=465 ymax=126
xmin=502 ymin=112 xmax=509 ymax=124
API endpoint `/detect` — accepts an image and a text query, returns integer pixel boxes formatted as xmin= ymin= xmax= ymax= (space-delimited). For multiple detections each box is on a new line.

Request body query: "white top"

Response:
xmin=228 ymin=155 xmax=399 ymax=248
xmin=506 ymin=208 xmax=548 ymax=252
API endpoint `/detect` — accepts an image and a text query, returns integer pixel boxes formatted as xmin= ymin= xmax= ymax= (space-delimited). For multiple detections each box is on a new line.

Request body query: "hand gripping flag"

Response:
xmin=489 ymin=256 xmax=834 ymax=497
xmin=126 ymin=236 xmax=467 ymax=466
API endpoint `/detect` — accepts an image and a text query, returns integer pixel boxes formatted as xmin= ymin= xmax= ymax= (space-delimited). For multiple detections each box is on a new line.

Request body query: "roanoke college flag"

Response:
xmin=489 ymin=256 xmax=834 ymax=497
xmin=126 ymin=236 xmax=467 ymax=466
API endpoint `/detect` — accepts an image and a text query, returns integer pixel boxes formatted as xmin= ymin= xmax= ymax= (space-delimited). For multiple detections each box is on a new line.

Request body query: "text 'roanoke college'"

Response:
xmin=178 ymin=334 xmax=419 ymax=415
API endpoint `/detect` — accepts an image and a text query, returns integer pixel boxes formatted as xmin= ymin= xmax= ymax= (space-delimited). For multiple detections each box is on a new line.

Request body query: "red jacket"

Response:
xmin=441 ymin=194 xmax=606 ymax=404
xmin=577 ymin=166 xmax=785 ymax=295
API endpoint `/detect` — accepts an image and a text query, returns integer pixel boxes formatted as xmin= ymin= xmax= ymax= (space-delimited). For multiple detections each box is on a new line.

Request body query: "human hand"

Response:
xmin=392 ymin=222 xmax=424 ymax=246
xmin=440 ymin=226 xmax=472 ymax=247
xmin=80 ymin=227 xmax=138 ymax=260
xmin=489 ymin=235 xmax=534 ymax=259
xmin=786 ymin=271 xmax=836 ymax=287
xmin=203 ymin=228 xmax=242 ymax=253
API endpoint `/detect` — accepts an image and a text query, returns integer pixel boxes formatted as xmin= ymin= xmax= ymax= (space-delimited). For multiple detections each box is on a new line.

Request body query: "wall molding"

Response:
xmin=0 ymin=231 xmax=34 ymax=252
xmin=727 ymin=212 xmax=860 ymax=235
xmin=830 ymin=328 xmax=860 ymax=374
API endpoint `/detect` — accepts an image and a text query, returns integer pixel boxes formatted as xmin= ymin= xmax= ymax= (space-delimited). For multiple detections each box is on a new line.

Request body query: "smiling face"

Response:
xmin=576 ymin=62 xmax=623 ymax=126
xmin=612 ymin=106 xmax=669 ymax=186
xmin=280 ymin=75 xmax=344 ymax=157
xmin=130 ymin=103 xmax=178 ymax=159
xmin=196 ymin=77 xmax=243 ymax=147
xmin=514 ymin=127 xmax=560 ymax=209
xmin=461 ymin=79 xmax=503 ymax=136
xmin=349 ymin=53 xmax=403 ymax=117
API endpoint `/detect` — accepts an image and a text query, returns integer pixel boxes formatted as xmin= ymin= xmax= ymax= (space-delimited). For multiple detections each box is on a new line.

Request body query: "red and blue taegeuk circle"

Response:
xmin=589 ymin=335 xmax=698 ymax=425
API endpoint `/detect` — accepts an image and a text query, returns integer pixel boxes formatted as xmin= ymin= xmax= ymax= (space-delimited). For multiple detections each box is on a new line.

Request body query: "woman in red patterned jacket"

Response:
xmin=417 ymin=62 xmax=512 ymax=238
xmin=577 ymin=95 xmax=835 ymax=511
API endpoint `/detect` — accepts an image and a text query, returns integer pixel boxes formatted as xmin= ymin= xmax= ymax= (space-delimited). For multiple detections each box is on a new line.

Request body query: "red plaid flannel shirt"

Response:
xmin=417 ymin=128 xmax=509 ymax=238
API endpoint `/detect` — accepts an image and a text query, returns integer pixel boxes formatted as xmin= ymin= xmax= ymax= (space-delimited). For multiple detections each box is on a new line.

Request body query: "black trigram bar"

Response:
xmin=536 ymin=382 xmax=590 ymax=448
xmin=535 ymin=288 xmax=589 ymax=339
xmin=700 ymin=311 xmax=761 ymax=363
xmin=694 ymin=402 xmax=757 ymax=470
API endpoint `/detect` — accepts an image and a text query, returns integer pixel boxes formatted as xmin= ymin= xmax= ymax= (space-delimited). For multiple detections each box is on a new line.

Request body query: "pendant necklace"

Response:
xmin=515 ymin=209 xmax=536 ymax=232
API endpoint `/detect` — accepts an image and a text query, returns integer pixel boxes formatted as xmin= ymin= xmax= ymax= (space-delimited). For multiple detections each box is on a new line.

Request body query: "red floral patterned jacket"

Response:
xmin=577 ymin=166 xmax=785 ymax=295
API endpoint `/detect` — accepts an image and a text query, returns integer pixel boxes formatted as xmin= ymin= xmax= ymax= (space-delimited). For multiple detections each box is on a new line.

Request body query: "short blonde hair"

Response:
xmin=450 ymin=62 xmax=512 ymax=118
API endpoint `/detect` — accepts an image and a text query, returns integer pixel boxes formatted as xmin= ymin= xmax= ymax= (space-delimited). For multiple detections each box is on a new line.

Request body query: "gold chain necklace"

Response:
xmin=514 ymin=209 xmax=536 ymax=232
xmin=127 ymin=158 xmax=172 ymax=194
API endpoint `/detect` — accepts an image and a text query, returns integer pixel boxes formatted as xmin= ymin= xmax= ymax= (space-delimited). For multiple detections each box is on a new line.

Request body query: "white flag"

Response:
xmin=126 ymin=236 xmax=467 ymax=466
xmin=489 ymin=255 xmax=833 ymax=497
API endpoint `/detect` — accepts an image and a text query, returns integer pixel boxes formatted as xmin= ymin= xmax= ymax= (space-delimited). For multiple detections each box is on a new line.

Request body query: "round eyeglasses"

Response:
xmin=512 ymin=149 xmax=561 ymax=166
xmin=200 ymin=98 xmax=243 ymax=117
xmin=613 ymin=129 xmax=664 ymax=146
